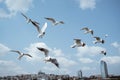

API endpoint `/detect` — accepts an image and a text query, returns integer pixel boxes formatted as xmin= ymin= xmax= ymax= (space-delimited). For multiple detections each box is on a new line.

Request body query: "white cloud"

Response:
xmin=52 ymin=48 xmax=65 ymax=57
xmin=0 ymin=43 xmax=10 ymax=55
xmin=101 ymin=56 xmax=120 ymax=64
xmin=57 ymin=57 xmax=77 ymax=68
xmin=111 ymin=42 xmax=120 ymax=48
xmin=78 ymin=0 xmax=96 ymax=10
xmin=77 ymin=45 xmax=106 ymax=57
xmin=111 ymin=42 xmax=120 ymax=53
xmin=0 ymin=60 xmax=27 ymax=76
xmin=5 ymin=0 xmax=33 ymax=12
xmin=79 ymin=57 xmax=94 ymax=63
xmin=0 ymin=0 xmax=33 ymax=18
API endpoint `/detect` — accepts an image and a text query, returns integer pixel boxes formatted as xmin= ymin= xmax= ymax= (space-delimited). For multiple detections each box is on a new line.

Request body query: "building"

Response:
xmin=78 ymin=70 xmax=83 ymax=79
xmin=100 ymin=60 xmax=108 ymax=79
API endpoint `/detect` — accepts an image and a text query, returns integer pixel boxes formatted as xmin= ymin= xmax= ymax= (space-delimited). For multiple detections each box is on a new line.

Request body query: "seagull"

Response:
xmin=100 ymin=50 xmax=106 ymax=55
xmin=37 ymin=47 xmax=49 ymax=57
xmin=93 ymin=36 xmax=105 ymax=44
xmin=10 ymin=50 xmax=32 ymax=60
xmin=44 ymin=57 xmax=59 ymax=68
xmin=44 ymin=17 xmax=64 ymax=26
xmin=81 ymin=27 xmax=93 ymax=35
xmin=71 ymin=39 xmax=86 ymax=48
xmin=21 ymin=13 xmax=48 ymax=38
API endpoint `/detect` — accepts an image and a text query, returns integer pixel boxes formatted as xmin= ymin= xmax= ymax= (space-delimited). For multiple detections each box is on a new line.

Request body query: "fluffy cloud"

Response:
xmin=0 ymin=60 xmax=27 ymax=76
xmin=111 ymin=42 xmax=120 ymax=53
xmin=78 ymin=0 xmax=96 ymax=10
xmin=0 ymin=0 xmax=33 ymax=18
xmin=101 ymin=56 xmax=120 ymax=64
xmin=0 ymin=43 xmax=10 ymax=55
xmin=111 ymin=42 xmax=120 ymax=48
xmin=77 ymin=45 xmax=106 ymax=57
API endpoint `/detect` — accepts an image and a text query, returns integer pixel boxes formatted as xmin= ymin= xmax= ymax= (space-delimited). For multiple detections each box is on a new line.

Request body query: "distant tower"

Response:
xmin=100 ymin=60 xmax=108 ymax=78
xmin=78 ymin=70 xmax=83 ymax=78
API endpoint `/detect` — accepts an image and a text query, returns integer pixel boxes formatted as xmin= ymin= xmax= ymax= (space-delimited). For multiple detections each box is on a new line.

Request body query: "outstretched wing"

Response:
xmin=59 ymin=21 xmax=64 ymax=24
xmin=37 ymin=47 xmax=49 ymax=57
xmin=81 ymin=27 xmax=89 ymax=31
xmin=41 ymin=22 xmax=47 ymax=33
xmin=10 ymin=50 xmax=21 ymax=55
xmin=21 ymin=12 xmax=28 ymax=20
xmin=94 ymin=36 xmax=100 ymax=40
xmin=45 ymin=17 xmax=56 ymax=23
xmin=51 ymin=58 xmax=59 ymax=68
xmin=24 ymin=54 xmax=32 ymax=58
xmin=30 ymin=20 xmax=40 ymax=33
xmin=74 ymin=39 xmax=81 ymax=44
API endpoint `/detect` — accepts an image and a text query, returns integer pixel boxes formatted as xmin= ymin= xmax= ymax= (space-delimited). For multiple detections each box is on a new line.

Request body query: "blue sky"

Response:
xmin=0 ymin=0 xmax=120 ymax=77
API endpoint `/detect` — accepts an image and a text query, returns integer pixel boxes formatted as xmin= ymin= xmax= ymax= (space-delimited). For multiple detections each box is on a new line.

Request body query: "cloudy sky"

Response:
xmin=0 ymin=0 xmax=120 ymax=77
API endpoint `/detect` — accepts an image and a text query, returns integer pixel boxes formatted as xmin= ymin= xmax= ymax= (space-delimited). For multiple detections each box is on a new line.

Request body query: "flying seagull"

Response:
xmin=81 ymin=27 xmax=93 ymax=35
xmin=71 ymin=39 xmax=86 ymax=48
xmin=10 ymin=50 xmax=32 ymax=60
xmin=21 ymin=13 xmax=47 ymax=38
xmin=93 ymin=36 xmax=105 ymax=44
xmin=37 ymin=47 xmax=49 ymax=57
xmin=44 ymin=17 xmax=64 ymax=26
xmin=44 ymin=57 xmax=59 ymax=68
xmin=21 ymin=13 xmax=44 ymax=37
xmin=100 ymin=50 xmax=106 ymax=55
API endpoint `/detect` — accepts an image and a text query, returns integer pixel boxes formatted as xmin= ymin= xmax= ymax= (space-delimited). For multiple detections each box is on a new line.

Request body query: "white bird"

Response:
xmin=37 ymin=47 xmax=49 ymax=57
xmin=71 ymin=39 xmax=86 ymax=48
xmin=10 ymin=50 xmax=32 ymax=60
xmin=44 ymin=57 xmax=59 ymax=68
xmin=100 ymin=50 xmax=106 ymax=55
xmin=21 ymin=13 xmax=44 ymax=37
xmin=81 ymin=27 xmax=93 ymax=35
xmin=93 ymin=36 xmax=105 ymax=44
xmin=37 ymin=22 xmax=48 ymax=38
xmin=44 ymin=17 xmax=64 ymax=26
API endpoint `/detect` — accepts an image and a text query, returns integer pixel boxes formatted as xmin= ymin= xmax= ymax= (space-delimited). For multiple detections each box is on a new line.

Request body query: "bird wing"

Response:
xmin=41 ymin=22 xmax=47 ymax=33
xmin=30 ymin=20 xmax=41 ymax=33
xmin=21 ymin=12 xmax=28 ymax=20
xmin=24 ymin=53 xmax=32 ymax=58
xmin=74 ymin=39 xmax=81 ymax=44
xmin=18 ymin=55 xmax=24 ymax=60
xmin=10 ymin=50 xmax=21 ymax=55
xmin=94 ymin=37 xmax=100 ymax=40
xmin=33 ymin=21 xmax=40 ymax=25
xmin=51 ymin=58 xmax=59 ymax=68
xmin=45 ymin=17 xmax=56 ymax=23
xmin=90 ymin=30 xmax=94 ymax=35
xmin=59 ymin=21 xmax=64 ymax=24
xmin=37 ymin=47 xmax=49 ymax=57
xmin=81 ymin=27 xmax=89 ymax=31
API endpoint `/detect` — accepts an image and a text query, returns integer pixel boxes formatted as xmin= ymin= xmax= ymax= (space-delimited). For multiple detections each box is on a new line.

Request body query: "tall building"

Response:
xmin=78 ymin=70 xmax=82 ymax=78
xmin=100 ymin=60 xmax=108 ymax=78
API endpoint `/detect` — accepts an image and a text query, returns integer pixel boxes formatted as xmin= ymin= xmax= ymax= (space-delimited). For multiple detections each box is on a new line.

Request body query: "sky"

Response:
xmin=0 ymin=0 xmax=120 ymax=77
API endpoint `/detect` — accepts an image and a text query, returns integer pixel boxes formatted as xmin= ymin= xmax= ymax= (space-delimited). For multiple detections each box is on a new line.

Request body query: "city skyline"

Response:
xmin=0 ymin=0 xmax=120 ymax=77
